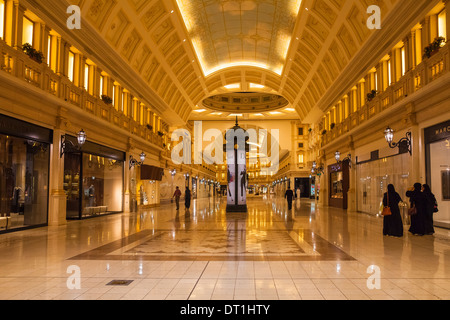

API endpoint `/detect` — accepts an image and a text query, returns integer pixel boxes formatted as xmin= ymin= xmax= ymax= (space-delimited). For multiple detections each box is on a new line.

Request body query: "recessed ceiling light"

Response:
xmin=249 ymin=83 xmax=265 ymax=89
xmin=228 ymin=114 xmax=243 ymax=117
xmin=194 ymin=109 xmax=206 ymax=113
xmin=224 ymin=84 xmax=241 ymax=89
xmin=253 ymin=114 xmax=264 ymax=116
xmin=285 ymin=108 xmax=295 ymax=112
xmin=269 ymin=111 xmax=282 ymax=115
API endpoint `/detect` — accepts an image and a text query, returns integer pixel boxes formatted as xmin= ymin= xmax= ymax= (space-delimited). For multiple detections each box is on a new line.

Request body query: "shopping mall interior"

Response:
xmin=0 ymin=0 xmax=449 ymax=302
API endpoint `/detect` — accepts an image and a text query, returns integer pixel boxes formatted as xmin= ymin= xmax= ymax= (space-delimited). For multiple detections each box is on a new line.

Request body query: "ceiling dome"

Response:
xmin=202 ymin=92 xmax=289 ymax=113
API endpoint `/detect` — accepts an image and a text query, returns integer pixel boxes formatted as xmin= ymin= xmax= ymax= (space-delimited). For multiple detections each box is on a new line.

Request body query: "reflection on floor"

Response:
xmin=0 ymin=196 xmax=449 ymax=300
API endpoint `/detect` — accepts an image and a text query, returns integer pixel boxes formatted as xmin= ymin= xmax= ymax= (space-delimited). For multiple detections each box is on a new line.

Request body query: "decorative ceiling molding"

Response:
xmin=175 ymin=0 xmax=303 ymax=76
xmin=21 ymin=0 xmax=439 ymax=125
xmin=202 ymin=92 xmax=289 ymax=113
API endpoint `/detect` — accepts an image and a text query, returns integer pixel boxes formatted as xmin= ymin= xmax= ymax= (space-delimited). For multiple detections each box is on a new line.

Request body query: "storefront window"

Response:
xmin=64 ymin=152 xmax=80 ymax=219
xmin=63 ymin=135 xmax=124 ymax=219
xmin=81 ymin=153 xmax=123 ymax=217
xmin=0 ymin=136 xmax=49 ymax=230
xmin=330 ymin=171 xmax=344 ymax=199
xmin=356 ymin=153 xmax=411 ymax=215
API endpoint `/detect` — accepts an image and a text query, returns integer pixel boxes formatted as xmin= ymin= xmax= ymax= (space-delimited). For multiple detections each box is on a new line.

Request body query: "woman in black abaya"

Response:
xmin=406 ymin=183 xmax=427 ymax=236
xmin=382 ymin=184 xmax=404 ymax=237
xmin=422 ymin=184 xmax=437 ymax=235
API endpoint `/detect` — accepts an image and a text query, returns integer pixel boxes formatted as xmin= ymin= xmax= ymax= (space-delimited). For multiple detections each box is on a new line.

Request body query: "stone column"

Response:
xmin=347 ymin=136 xmax=357 ymax=212
xmin=48 ymin=119 xmax=68 ymax=226
xmin=123 ymin=138 xmax=132 ymax=213
xmin=318 ymin=150 xmax=327 ymax=206
xmin=405 ymin=103 xmax=421 ymax=184
xmin=4 ymin=1 xmax=25 ymax=49
xmin=421 ymin=17 xmax=430 ymax=54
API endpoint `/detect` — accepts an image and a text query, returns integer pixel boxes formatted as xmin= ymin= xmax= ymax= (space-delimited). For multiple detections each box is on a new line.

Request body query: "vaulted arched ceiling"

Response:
xmin=26 ymin=0 xmax=436 ymax=126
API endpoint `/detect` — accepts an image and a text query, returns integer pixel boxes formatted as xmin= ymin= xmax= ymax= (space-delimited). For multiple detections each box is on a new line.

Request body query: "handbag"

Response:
xmin=408 ymin=203 xmax=417 ymax=215
xmin=382 ymin=192 xmax=392 ymax=216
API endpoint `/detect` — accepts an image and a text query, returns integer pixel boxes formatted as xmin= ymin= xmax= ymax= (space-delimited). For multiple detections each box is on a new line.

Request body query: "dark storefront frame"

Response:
xmin=63 ymin=135 xmax=125 ymax=220
xmin=0 ymin=114 xmax=52 ymax=233
xmin=424 ymin=120 xmax=450 ymax=187
xmin=328 ymin=161 xmax=349 ymax=210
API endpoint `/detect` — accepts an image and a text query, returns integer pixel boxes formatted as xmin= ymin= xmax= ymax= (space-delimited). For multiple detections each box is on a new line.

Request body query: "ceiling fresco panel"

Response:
xmin=121 ymin=28 xmax=142 ymax=62
xmin=105 ymin=9 xmax=130 ymax=48
xmin=337 ymin=24 xmax=358 ymax=60
xmin=311 ymin=0 xmax=338 ymax=28
xmin=132 ymin=44 xmax=152 ymax=72
xmin=346 ymin=4 xmax=371 ymax=45
xmin=86 ymin=0 xmax=118 ymax=31
xmin=141 ymin=1 xmax=168 ymax=31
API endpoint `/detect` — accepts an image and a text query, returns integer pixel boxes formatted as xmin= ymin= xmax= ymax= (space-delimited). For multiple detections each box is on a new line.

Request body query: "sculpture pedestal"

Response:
xmin=226 ymin=204 xmax=248 ymax=213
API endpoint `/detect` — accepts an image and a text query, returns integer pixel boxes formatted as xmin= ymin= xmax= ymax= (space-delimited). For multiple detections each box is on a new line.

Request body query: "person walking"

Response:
xmin=422 ymin=184 xmax=437 ymax=235
xmin=173 ymin=186 xmax=182 ymax=210
xmin=382 ymin=184 xmax=404 ymax=237
xmin=185 ymin=186 xmax=191 ymax=210
xmin=285 ymin=187 xmax=294 ymax=210
xmin=406 ymin=183 xmax=427 ymax=236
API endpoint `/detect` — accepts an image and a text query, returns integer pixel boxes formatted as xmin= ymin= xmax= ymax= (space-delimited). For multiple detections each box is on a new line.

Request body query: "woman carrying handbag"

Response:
xmin=382 ymin=184 xmax=403 ymax=237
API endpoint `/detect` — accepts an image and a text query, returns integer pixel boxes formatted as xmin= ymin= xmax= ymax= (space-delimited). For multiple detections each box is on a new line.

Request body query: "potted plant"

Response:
xmin=330 ymin=123 xmax=336 ymax=130
xmin=321 ymin=130 xmax=327 ymax=135
xmin=367 ymin=90 xmax=377 ymax=102
xmin=157 ymin=131 xmax=164 ymax=137
xmin=101 ymin=95 xmax=113 ymax=104
xmin=22 ymin=43 xmax=44 ymax=64
xmin=423 ymin=37 xmax=446 ymax=59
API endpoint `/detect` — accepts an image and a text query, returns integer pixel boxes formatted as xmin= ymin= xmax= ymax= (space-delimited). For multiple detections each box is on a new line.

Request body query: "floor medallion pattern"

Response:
xmin=69 ymin=212 xmax=355 ymax=262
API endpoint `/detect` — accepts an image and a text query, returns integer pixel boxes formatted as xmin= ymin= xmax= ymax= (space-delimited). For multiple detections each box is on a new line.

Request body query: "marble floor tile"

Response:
xmin=0 ymin=197 xmax=449 ymax=300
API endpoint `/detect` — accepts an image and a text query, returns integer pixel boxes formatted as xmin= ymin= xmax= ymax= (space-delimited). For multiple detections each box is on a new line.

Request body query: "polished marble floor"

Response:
xmin=0 ymin=196 xmax=450 ymax=300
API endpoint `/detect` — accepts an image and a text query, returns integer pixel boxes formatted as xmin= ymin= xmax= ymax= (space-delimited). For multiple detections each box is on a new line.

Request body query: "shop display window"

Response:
xmin=330 ymin=171 xmax=344 ymax=199
xmin=64 ymin=145 xmax=124 ymax=219
xmin=0 ymin=136 xmax=49 ymax=230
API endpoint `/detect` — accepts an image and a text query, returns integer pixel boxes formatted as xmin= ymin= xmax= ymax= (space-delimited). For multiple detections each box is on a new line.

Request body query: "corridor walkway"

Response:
xmin=0 ymin=196 xmax=449 ymax=300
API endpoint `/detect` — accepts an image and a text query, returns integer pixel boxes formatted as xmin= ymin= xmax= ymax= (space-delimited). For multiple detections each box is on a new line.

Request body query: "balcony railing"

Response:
xmin=0 ymin=39 xmax=165 ymax=149
xmin=321 ymin=43 xmax=449 ymax=146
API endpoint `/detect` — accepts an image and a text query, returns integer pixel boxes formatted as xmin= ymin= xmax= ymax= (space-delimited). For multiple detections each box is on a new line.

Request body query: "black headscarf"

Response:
xmin=387 ymin=184 xmax=396 ymax=194
xmin=422 ymin=184 xmax=432 ymax=195
xmin=413 ymin=183 xmax=422 ymax=191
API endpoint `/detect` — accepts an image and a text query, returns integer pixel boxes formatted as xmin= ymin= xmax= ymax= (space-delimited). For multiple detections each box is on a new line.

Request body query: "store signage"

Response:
xmin=425 ymin=120 xmax=450 ymax=144
xmin=330 ymin=163 xmax=342 ymax=172
xmin=0 ymin=113 xmax=53 ymax=143
xmin=65 ymin=135 xmax=125 ymax=161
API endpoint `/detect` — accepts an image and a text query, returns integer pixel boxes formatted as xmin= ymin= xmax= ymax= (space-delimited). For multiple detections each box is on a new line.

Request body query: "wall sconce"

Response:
xmin=384 ymin=127 xmax=412 ymax=155
xmin=335 ymin=151 xmax=352 ymax=168
xmin=129 ymin=151 xmax=146 ymax=169
xmin=170 ymin=169 xmax=176 ymax=176
xmin=60 ymin=129 xmax=86 ymax=158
